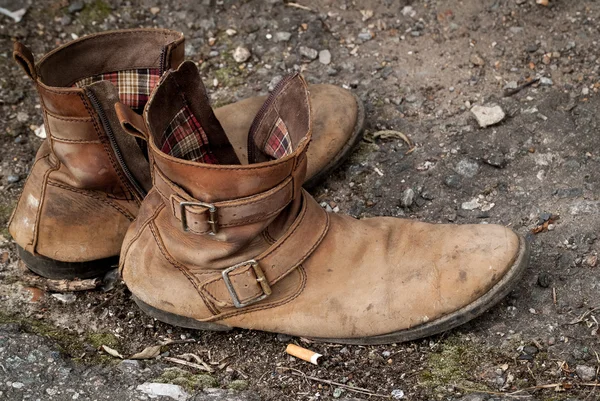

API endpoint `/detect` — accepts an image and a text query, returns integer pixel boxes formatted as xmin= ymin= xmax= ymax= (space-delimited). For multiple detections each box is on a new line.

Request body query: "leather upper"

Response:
xmin=121 ymin=63 xmax=524 ymax=340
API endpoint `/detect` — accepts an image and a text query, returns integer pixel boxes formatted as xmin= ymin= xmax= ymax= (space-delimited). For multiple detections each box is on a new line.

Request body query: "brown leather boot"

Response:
xmin=10 ymin=32 xmax=364 ymax=280
xmin=120 ymin=62 xmax=530 ymax=345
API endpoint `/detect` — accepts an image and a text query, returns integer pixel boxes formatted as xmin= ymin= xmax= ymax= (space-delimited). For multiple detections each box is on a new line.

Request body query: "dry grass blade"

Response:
xmin=458 ymin=382 xmax=582 ymax=398
xmin=286 ymin=2 xmax=312 ymax=11
xmin=277 ymin=367 xmax=388 ymax=398
xmin=160 ymin=339 xmax=197 ymax=346
xmin=371 ymin=130 xmax=416 ymax=154
xmin=164 ymin=356 xmax=213 ymax=372
xmin=568 ymin=308 xmax=599 ymax=325
xmin=130 ymin=345 xmax=162 ymax=360
xmin=178 ymin=353 xmax=214 ymax=372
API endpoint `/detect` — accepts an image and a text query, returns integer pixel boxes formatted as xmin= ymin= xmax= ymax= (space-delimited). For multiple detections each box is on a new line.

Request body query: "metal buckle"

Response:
xmin=221 ymin=259 xmax=272 ymax=308
xmin=179 ymin=201 xmax=218 ymax=234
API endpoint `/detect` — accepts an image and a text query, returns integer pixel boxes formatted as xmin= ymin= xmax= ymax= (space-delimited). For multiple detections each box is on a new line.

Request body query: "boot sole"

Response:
xmin=17 ymin=245 xmax=118 ymax=280
xmin=132 ymin=235 xmax=530 ymax=345
xmin=303 ymin=93 xmax=365 ymax=189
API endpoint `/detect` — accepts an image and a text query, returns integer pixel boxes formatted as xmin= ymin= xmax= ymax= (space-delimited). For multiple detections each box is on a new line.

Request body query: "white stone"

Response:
xmin=461 ymin=198 xmax=481 ymax=210
xmin=470 ymin=105 xmax=505 ymax=128
xmin=137 ymin=383 xmax=190 ymax=401
xmin=274 ymin=31 xmax=292 ymax=42
xmin=401 ymin=6 xmax=416 ymax=17
xmin=318 ymin=50 xmax=331 ymax=65
xmin=299 ymin=46 xmax=318 ymax=60
xmin=232 ymin=46 xmax=251 ymax=63
xmin=225 ymin=28 xmax=237 ymax=36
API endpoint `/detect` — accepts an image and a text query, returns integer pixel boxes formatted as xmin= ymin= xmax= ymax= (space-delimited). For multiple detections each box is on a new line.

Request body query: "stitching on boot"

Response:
xmin=46 ymin=180 xmax=136 ymax=221
xmin=148 ymin=220 xmax=219 ymax=315
xmin=49 ymin=137 xmax=101 ymax=144
xmin=119 ymin=202 xmax=165 ymax=275
xmin=44 ymin=111 xmax=93 ymax=122
xmin=32 ymin=152 xmax=61 ymax=251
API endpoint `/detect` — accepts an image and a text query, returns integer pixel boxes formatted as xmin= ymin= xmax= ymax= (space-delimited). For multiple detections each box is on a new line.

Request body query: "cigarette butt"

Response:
xmin=285 ymin=344 xmax=322 ymax=365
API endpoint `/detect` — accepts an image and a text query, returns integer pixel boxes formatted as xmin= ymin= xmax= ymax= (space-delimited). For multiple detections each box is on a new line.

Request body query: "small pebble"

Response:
xmin=400 ymin=188 xmax=415 ymax=208
xmin=318 ymin=50 xmax=331 ymax=65
xmin=68 ymin=1 xmax=84 ymax=14
xmin=471 ymin=105 xmax=506 ymax=128
xmin=576 ymin=365 xmax=596 ymax=381
xmin=357 ymin=31 xmax=374 ymax=41
xmin=274 ymin=32 xmax=292 ymax=42
xmin=7 ymin=174 xmax=20 ymax=184
xmin=232 ymin=46 xmax=251 ymax=63
xmin=299 ymin=46 xmax=318 ymax=60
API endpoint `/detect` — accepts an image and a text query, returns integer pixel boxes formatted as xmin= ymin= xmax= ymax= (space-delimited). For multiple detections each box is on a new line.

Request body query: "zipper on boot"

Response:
xmin=158 ymin=47 xmax=167 ymax=76
xmin=86 ymin=90 xmax=147 ymax=198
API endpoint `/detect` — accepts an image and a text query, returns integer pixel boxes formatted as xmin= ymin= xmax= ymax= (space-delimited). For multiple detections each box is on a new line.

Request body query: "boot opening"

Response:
xmin=145 ymin=61 xmax=310 ymax=167
xmin=247 ymin=74 xmax=311 ymax=164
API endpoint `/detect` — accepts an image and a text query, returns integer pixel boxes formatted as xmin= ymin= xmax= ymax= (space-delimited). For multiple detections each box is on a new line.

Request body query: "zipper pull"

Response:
xmin=115 ymin=102 xmax=150 ymax=141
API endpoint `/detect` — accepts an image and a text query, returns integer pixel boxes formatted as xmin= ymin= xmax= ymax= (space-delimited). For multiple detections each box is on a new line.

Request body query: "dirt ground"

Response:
xmin=1 ymin=0 xmax=600 ymax=400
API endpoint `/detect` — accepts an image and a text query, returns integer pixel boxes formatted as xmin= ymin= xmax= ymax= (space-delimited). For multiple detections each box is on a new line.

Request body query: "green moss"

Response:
xmin=420 ymin=338 xmax=488 ymax=392
xmin=0 ymin=311 xmax=83 ymax=356
xmin=155 ymin=367 xmax=219 ymax=391
xmin=0 ymin=201 xmax=15 ymax=238
xmin=78 ymin=0 xmax=112 ymax=24
xmin=213 ymin=66 xmax=244 ymax=88
xmin=228 ymin=380 xmax=249 ymax=391
xmin=86 ymin=332 xmax=120 ymax=348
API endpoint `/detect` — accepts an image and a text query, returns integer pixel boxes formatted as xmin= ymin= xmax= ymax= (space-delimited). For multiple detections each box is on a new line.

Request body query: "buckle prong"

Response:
xmin=222 ymin=259 xmax=272 ymax=308
xmin=179 ymin=201 xmax=218 ymax=234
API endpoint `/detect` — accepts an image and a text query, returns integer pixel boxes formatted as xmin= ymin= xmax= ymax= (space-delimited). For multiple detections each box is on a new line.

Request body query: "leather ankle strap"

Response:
xmin=200 ymin=190 xmax=329 ymax=309
xmin=153 ymin=165 xmax=304 ymax=235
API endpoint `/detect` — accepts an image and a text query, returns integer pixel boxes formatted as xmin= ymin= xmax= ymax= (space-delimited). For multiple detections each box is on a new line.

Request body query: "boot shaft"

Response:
xmin=118 ymin=62 xmax=314 ymax=273
xmin=14 ymin=29 xmax=184 ymax=199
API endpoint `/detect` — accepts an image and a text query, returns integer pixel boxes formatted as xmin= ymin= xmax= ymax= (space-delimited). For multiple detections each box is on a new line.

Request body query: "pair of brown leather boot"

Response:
xmin=10 ymin=29 xmax=529 ymax=344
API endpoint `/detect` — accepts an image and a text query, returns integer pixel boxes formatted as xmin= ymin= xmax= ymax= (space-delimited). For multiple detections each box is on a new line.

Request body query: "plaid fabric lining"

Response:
xmin=161 ymin=105 xmax=217 ymax=163
xmin=264 ymin=117 xmax=293 ymax=159
xmin=74 ymin=69 xmax=161 ymax=113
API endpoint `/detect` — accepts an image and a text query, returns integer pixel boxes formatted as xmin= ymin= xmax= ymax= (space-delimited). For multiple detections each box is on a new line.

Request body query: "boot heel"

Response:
xmin=132 ymin=295 xmax=232 ymax=332
xmin=17 ymin=245 xmax=118 ymax=280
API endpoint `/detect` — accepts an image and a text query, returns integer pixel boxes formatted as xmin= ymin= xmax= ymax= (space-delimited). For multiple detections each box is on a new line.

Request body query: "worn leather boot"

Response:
xmin=120 ymin=62 xmax=530 ymax=345
xmin=10 ymin=32 xmax=364 ymax=280
xmin=10 ymin=29 xmax=185 ymax=279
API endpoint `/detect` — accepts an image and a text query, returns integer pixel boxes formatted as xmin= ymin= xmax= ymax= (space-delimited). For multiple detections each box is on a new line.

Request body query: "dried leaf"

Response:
xmin=130 ymin=345 xmax=162 ymax=360
xmin=101 ymin=345 xmax=123 ymax=359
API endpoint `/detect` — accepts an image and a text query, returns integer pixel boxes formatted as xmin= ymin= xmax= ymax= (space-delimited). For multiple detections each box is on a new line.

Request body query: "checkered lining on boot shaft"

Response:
xmin=74 ymin=69 xmax=161 ymax=114
xmin=160 ymin=110 xmax=293 ymax=164
xmin=161 ymin=105 xmax=218 ymax=163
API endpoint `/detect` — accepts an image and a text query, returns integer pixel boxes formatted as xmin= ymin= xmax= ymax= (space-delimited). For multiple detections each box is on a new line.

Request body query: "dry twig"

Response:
xmin=286 ymin=2 xmax=312 ymax=11
xmin=277 ymin=367 xmax=388 ymax=398
xmin=503 ymin=78 xmax=540 ymax=97
xmin=163 ymin=356 xmax=213 ymax=372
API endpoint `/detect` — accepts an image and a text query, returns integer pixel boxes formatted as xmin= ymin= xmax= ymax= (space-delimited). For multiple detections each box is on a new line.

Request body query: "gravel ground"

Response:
xmin=1 ymin=0 xmax=600 ymax=400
